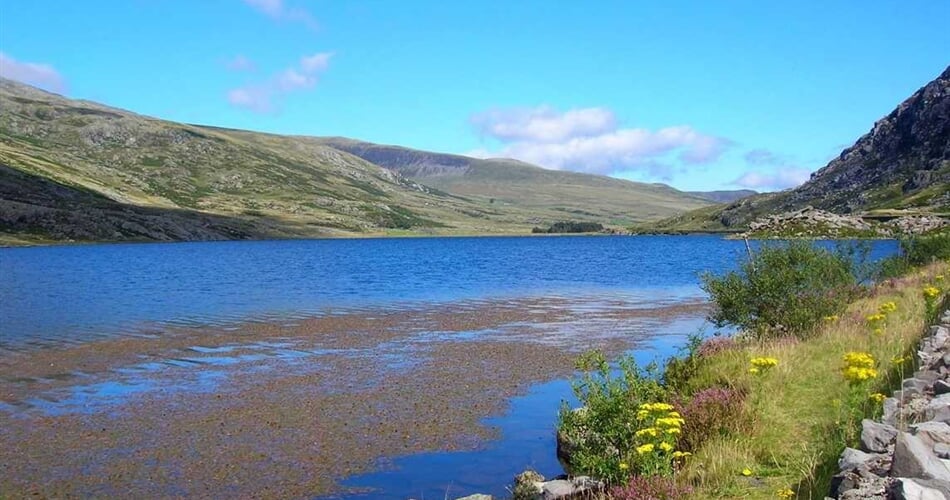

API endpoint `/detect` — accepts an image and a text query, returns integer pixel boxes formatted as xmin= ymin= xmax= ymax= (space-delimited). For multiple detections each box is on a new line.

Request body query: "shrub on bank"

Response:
xmin=877 ymin=228 xmax=950 ymax=279
xmin=701 ymin=241 xmax=861 ymax=339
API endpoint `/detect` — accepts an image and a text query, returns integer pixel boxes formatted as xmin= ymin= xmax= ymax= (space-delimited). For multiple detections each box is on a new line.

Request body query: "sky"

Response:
xmin=0 ymin=1 xmax=948 ymax=192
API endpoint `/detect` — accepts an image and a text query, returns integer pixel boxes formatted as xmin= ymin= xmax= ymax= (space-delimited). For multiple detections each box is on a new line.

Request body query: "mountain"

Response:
xmin=0 ymin=78 xmax=711 ymax=244
xmin=653 ymin=66 xmax=950 ymax=233
xmin=686 ymin=190 xmax=757 ymax=204
xmin=315 ymin=138 xmax=713 ymax=225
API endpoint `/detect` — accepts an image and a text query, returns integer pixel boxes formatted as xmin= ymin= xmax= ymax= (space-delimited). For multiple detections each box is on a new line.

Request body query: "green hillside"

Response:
xmin=0 ymin=78 xmax=713 ymax=244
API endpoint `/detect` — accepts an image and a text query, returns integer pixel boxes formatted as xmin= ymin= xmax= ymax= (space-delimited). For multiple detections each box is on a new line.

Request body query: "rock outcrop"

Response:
xmin=830 ymin=307 xmax=950 ymax=499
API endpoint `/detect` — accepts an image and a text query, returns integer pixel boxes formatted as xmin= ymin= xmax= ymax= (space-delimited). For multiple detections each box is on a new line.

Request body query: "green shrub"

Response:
xmin=557 ymin=351 xmax=672 ymax=485
xmin=701 ymin=241 xmax=860 ymax=339
xmin=877 ymin=229 xmax=950 ymax=279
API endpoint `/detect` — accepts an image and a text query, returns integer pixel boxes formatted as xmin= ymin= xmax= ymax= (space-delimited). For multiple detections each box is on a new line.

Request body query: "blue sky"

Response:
xmin=1 ymin=1 xmax=948 ymax=192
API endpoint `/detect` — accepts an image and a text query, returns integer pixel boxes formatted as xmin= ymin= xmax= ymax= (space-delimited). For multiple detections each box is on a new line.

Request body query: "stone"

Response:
xmin=862 ymin=419 xmax=899 ymax=453
xmin=915 ymin=371 xmax=943 ymax=384
xmin=839 ymin=447 xmax=880 ymax=471
xmin=935 ymin=380 xmax=950 ymax=396
xmin=925 ymin=394 xmax=950 ymax=423
xmin=885 ymin=397 xmax=902 ymax=427
xmin=906 ymin=378 xmax=934 ymax=393
xmin=912 ymin=421 xmax=950 ymax=448
xmin=935 ymin=443 xmax=950 ymax=459
xmin=456 ymin=495 xmax=493 ymax=500
xmin=538 ymin=476 xmax=602 ymax=500
xmin=888 ymin=478 xmax=950 ymax=500
xmin=892 ymin=432 xmax=950 ymax=482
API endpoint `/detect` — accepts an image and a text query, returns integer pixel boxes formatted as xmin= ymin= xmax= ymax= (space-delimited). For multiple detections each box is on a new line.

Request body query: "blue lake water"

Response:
xmin=0 ymin=235 xmax=899 ymax=498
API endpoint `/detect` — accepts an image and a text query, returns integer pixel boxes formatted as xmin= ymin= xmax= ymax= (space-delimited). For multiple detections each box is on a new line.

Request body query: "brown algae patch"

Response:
xmin=0 ymin=296 xmax=708 ymax=498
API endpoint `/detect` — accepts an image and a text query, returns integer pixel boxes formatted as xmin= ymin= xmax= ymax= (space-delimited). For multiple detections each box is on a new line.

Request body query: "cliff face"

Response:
xmin=789 ymin=65 xmax=950 ymax=213
xmin=700 ymin=66 xmax=950 ymax=231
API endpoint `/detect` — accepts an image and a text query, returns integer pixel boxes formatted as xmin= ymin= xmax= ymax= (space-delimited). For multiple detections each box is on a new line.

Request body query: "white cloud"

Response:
xmin=471 ymin=106 xmax=616 ymax=143
xmin=243 ymin=0 xmax=318 ymax=30
xmin=0 ymin=52 xmax=66 ymax=93
xmin=227 ymin=51 xmax=333 ymax=113
xmin=226 ymin=55 xmax=256 ymax=72
xmin=468 ymin=105 xmax=731 ymax=175
xmin=733 ymin=168 xmax=812 ymax=191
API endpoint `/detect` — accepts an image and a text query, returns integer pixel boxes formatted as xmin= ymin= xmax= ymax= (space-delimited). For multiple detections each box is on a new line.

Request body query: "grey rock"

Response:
xmin=912 ymin=421 xmax=950 ymax=448
xmin=888 ymin=477 xmax=950 ymax=500
xmin=863 ymin=419 xmax=899 ymax=453
xmin=925 ymin=394 xmax=950 ymax=423
xmin=935 ymin=380 xmax=950 ymax=396
xmin=915 ymin=371 xmax=943 ymax=384
xmin=935 ymin=443 xmax=950 ymax=459
xmin=907 ymin=378 xmax=934 ymax=393
xmin=839 ymin=447 xmax=881 ymax=471
xmin=892 ymin=432 xmax=950 ymax=482
xmin=539 ymin=476 xmax=602 ymax=500
xmin=885 ymin=397 xmax=903 ymax=427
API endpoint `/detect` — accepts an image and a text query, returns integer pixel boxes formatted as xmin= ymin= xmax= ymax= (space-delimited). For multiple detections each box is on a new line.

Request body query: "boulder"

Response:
xmin=887 ymin=477 xmax=950 ymax=500
xmin=892 ymin=432 xmax=950 ymax=482
xmin=924 ymin=394 xmax=950 ymax=424
xmin=911 ymin=421 xmax=950 ymax=449
xmin=538 ymin=476 xmax=602 ymax=500
xmin=934 ymin=443 xmax=950 ymax=459
xmin=935 ymin=380 xmax=950 ymax=396
xmin=885 ymin=397 xmax=902 ymax=427
xmin=862 ymin=419 xmax=898 ymax=453
xmin=839 ymin=447 xmax=882 ymax=471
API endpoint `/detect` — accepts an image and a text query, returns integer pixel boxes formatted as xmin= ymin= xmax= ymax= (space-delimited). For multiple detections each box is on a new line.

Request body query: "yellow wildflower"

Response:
xmin=879 ymin=301 xmax=897 ymax=314
xmin=776 ymin=487 xmax=795 ymax=498
xmin=869 ymin=393 xmax=886 ymax=403
xmin=751 ymin=357 xmax=779 ymax=368
xmin=742 ymin=468 xmax=753 ymax=476
xmin=936 ymin=275 xmax=945 ymax=282
xmin=636 ymin=443 xmax=655 ymax=455
xmin=655 ymin=417 xmax=685 ymax=428
xmin=749 ymin=367 xmax=760 ymax=375
xmin=659 ymin=442 xmax=674 ymax=452
xmin=872 ymin=328 xmax=884 ymax=336
xmin=635 ymin=427 xmax=659 ymax=438
xmin=672 ymin=451 xmax=692 ymax=459
xmin=619 ymin=462 xmax=629 ymax=471
xmin=842 ymin=352 xmax=877 ymax=384
xmin=823 ymin=314 xmax=839 ymax=322
xmin=636 ymin=409 xmax=649 ymax=420
xmin=923 ymin=286 xmax=940 ymax=299
xmin=665 ymin=427 xmax=682 ymax=435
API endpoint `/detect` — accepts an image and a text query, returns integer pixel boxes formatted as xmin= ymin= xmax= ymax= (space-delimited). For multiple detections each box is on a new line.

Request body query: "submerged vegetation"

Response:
xmin=552 ymin=238 xmax=949 ymax=499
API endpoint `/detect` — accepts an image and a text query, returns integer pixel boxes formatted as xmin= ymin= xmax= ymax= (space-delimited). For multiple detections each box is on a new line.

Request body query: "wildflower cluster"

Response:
xmin=748 ymin=356 xmax=778 ymax=375
xmin=776 ymin=487 xmax=795 ymax=498
xmin=822 ymin=314 xmax=839 ymax=322
xmin=633 ymin=402 xmax=687 ymax=476
xmin=868 ymin=393 xmax=886 ymax=404
xmin=841 ymin=352 xmax=878 ymax=385
xmin=923 ymin=284 xmax=942 ymax=318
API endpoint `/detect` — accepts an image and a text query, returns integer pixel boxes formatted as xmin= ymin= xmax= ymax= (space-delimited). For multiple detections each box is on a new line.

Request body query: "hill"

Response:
xmin=652 ymin=65 xmax=950 ymax=233
xmin=316 ymin=137 xmax=712 ymax=226
xmin=0 ymin=78 xmax=711 ymax=244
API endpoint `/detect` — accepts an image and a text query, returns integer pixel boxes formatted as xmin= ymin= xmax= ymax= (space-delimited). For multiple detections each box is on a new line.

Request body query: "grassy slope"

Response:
xmin=315 ymin=138 xmax=714 ymax=226
xmin=0 ymin=78 xmax=713 ymax=243
xmin=681 ymin=263 xmax=947 ymax=499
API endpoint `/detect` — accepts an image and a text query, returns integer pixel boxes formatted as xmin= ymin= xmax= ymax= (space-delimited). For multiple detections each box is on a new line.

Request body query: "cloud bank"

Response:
xmin=468 ymin=105 xmax=730 ymax=175
xmin=0 ymin=52 xmax=66 ymax=93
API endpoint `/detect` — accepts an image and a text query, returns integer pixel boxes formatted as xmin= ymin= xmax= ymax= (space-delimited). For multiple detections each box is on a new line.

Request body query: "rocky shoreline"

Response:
xmin=830 ymin=305 xmax=950 ymax=499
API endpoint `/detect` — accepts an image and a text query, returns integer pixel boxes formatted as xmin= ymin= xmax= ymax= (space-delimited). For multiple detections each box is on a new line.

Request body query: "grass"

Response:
xmin=678 ymin=262 xmax=947 ymax=499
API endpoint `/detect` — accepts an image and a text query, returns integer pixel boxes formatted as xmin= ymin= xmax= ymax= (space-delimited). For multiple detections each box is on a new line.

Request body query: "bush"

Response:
xmin=557 ymin=351 xmax=670 ymax=484
xmin=877 ymin=229 xmax=950 ymax=279
xmin=675 ymin=387 xmax=746 ymax=452
xmin=701 ymin=241 xmax=860 ymax=339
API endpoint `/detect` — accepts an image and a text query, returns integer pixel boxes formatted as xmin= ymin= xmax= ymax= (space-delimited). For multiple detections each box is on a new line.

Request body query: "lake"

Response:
xmin=0 ymin=236 xmax=898 ymax=498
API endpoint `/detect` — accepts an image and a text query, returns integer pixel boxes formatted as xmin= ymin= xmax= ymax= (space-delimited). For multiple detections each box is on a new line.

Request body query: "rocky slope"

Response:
xmin=653 ymin=66 xmax=950 ymax=233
